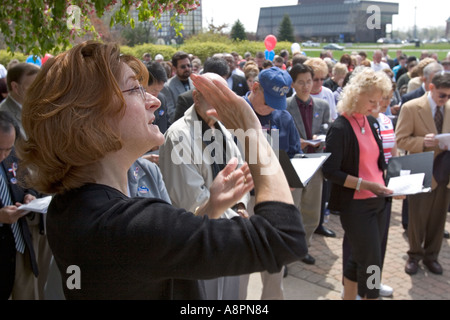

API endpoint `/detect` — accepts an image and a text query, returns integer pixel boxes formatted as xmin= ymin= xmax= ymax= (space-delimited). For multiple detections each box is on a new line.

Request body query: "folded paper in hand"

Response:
xmin=386 ymin=173 xmax=431 ymax=196
xmin=436 ymin=133 xmax=450 ymax=150
xmin=303 ymin=135 xmax=326 ymax=146
xmin=385 ymin=152 xmax=434 ymax=197
xmin=18 ymin=196 xmax=52 ymax=214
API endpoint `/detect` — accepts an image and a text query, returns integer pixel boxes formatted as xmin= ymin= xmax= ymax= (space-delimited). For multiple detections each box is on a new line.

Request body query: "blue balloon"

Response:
xmin=26 ymin=55 xmax=42 ymax=67
xmin=264 ymin=49 xmax=275 ymax=61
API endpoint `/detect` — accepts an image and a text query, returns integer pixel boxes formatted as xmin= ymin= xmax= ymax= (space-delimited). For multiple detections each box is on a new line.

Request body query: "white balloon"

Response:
xmin=291 ymin=43 xmax=301 ymax=54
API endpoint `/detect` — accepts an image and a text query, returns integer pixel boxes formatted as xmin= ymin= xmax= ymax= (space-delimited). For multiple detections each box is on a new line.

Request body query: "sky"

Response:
xmin=200 ymin=0 xmax=449 ymax=33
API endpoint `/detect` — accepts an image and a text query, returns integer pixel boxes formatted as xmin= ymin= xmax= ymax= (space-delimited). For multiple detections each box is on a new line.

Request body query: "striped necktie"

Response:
xmin=435 ymin=106 xmax=443 ymax=134
xmin=0 ymin=174 xmax=25 ymax=253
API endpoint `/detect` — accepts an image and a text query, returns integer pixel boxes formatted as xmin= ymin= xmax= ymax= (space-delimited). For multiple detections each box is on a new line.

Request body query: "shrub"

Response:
xmin=0 ymin=50 xmax=27 ymax=66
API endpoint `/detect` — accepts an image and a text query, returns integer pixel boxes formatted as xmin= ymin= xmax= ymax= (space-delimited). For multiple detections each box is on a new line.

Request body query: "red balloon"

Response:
xmin=264 ymin=35 xmax=277 ymax=51
xmin=41 ymin=53 xmax=53 ymax=65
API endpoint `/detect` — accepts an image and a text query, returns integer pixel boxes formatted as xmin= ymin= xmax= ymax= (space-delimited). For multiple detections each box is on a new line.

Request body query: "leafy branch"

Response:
xmin=0 ymin=0 xmax=200 ymax=56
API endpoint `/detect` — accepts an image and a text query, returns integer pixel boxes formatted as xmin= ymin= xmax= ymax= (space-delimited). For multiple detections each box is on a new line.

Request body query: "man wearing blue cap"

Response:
xmin=239 ymin=67 xmax=304 ymax=300
xmin=245 ymin=66 xmax=301 ymax=157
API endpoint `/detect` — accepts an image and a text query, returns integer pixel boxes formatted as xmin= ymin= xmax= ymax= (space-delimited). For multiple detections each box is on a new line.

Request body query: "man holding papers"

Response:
xmin=287 ymin=63 xmax=333 ymax=265
xmin=396 ymin=72 xmax=450 ymax=276
xmin=0 ymin=111 xmax=40 ymax=299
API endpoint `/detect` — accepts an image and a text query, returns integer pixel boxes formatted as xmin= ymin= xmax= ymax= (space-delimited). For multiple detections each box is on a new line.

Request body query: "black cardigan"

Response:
xmin=322 ymin=115 xmax=387 ymax=212
xmin=46 ymin=184 xmax=307 ymax=300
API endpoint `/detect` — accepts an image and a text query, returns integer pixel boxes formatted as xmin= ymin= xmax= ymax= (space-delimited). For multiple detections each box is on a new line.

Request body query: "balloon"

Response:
xmin=265 ymin=49 xmax=275 ymax=61
xmin=41 ymin=53 xmax=53 ymax=65
xmin=26 ymin=55 xmax=42 ymax=67
xmin=291 ymin=43 xmax=301 ymax=54
xmin=264 ymin=35 xmax=277 ymax=51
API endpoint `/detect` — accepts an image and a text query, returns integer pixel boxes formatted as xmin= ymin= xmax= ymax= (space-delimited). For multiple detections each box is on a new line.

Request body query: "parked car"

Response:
xmin=302 ymin=40 xmax=320 ymax=47
xmin=323 ymin=43 xmax=344 ymax=50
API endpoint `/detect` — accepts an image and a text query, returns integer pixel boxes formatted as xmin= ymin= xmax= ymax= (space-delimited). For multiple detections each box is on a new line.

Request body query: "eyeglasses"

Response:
xmin=313 ymin=78 xmax=326 ymax=82
xmin=438 ymin=93 xmax=450 ymax=99
xmin=179 ymin=64 xmax=192 ymax=69
xmin=295 ymin=80 xmax=313 ymax=87
xmin=122 ymin=85 xmax=147 ymax=101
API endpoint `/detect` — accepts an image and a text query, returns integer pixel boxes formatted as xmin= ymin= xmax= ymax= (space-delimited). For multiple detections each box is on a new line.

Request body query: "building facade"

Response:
xmin=148 ymin=1 xmax=203 ymax=44
xmin=256 ymin=0 xmax=399 ymax=43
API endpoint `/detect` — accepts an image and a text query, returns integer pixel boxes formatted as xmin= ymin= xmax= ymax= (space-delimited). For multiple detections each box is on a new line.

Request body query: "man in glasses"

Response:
xmin=161 ymin=51 xmax=194 ymax=122
xmin=396 ymin=72 xmax=450 ymax=276
xmin=303 ymin=58 xmax=337 ymax=240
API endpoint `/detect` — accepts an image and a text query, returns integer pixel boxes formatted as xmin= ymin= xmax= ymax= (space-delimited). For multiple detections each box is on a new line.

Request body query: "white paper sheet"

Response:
xmin=18 ymin=196 xmax=52 ymax=214
xmin=291 ymin=156 xmax=327 ymax=185
xmin=303 ymin=135 xmax=326 ymax=146
xmin=436 ymin=133 xmax=450 ymax=150
xmin=386 ymin=173 xmax=430 ymax=196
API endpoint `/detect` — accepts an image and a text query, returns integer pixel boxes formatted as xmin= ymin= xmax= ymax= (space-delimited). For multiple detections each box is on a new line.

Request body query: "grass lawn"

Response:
xmin=301 ymin=43 xmax=450 ymax=61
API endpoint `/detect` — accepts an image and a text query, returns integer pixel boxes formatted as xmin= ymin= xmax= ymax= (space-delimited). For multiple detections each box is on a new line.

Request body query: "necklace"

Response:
xmin=352 ymin=115 xmax=366 ymax=135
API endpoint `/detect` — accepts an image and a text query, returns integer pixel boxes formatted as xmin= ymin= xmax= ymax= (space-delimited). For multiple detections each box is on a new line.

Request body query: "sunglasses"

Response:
xmin=179 ymin=64 xmax=192 ymax=69
xmin=438 ymin=93 xmax=450 ymax=99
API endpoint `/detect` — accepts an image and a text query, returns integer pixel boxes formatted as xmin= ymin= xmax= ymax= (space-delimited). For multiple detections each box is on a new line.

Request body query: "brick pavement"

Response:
xmin=281 ymin=199 xmax=450 ymax=300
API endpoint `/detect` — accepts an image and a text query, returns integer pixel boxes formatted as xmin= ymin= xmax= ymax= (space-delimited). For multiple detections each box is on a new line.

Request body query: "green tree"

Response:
xmin=121 ymin=22 xmax=155 ymax=47
xmin=230 ymin=20 xmax=247 ymax=41
xmin=0 ymin=0 xmax=200 ymax=56
xmin=278 ymin=14 xmax=295 ymax=43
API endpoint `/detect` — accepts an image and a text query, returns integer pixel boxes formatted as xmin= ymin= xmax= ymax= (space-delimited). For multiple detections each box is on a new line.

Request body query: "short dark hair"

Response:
xmin=291 ymin=54 xmax=308 ymax=66
xmin=147 ymin=61 xmax=168 ymax=85
xmin=202 ymin=57 xmax=230 ymax=78
xmin=280 ymin=49 xmax=289 ymax=58
xmin=431 ymin=72 xmax=450 ymax=89
xmin=0 ymin=110 xmax=20 ymax=142
xmin=171 ymin=51 xmax=190 ymax=67
xmin=289 ymin=63 xmax=314 ymax=82
xmin=255 ymin=51 xmax=265 ymax=59
xmin=6 ymin=62 xmax=40 ymax=91
xmin=263 ymin=60 xmax=273 ymax=68
xmin=406 ymin=56 xmax=418 ymax=64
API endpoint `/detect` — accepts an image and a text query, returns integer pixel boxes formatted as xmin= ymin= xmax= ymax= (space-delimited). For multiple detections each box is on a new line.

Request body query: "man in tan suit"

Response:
xmin=396 ymin=72 xmax=450 ymax=275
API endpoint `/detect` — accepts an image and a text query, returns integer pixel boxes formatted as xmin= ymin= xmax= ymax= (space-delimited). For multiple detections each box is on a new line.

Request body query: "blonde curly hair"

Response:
xmin=337 ymin=66 xmax=392 ymax=115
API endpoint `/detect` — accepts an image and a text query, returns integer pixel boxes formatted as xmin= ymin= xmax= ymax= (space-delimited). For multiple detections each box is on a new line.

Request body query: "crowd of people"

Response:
xmin=0 ymin=42 xmax=449 ymax=300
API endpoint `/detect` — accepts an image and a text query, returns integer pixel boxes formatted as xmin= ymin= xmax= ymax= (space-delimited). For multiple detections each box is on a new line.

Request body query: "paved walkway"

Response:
xmin=247 ymin=199 xmax=450 ymax=300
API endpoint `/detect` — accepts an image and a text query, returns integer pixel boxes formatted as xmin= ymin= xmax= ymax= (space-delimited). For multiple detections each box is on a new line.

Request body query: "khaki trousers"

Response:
xmin=11 ymin=214 xmax=52 ymax=300
xmin=407 ymin=183 xmax=450 ymax=261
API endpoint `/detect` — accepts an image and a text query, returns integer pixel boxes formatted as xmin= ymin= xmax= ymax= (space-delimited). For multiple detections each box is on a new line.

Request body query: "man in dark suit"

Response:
xmin=223 ymin=54 xmax=249 ymax=97
xmin=0 ymin=63 xmax=40 ymax=138
xmin=287 ymin=64 xmax=332 ymax=265
xmin=0 ymin=111 xmax=39 ymax=299
xmin=400 ymin=62 xmax=444 ymax=107
xmin=160 ymin=51 xmax=194 ymax=122
xmin=146 ymin=61 xmax=172 ymax=135
xmin=0 ymin=63 xmax=52 ymax=299
xmin=173 ymin=56 xmax=245 ymax=123
xmin=396 ymin=72 xmax=450 ymax=276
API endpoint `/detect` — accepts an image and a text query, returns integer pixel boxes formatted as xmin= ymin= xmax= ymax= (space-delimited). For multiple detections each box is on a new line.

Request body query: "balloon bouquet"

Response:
xmin=264 ymin=35 xmax=277 ymax=61
xmin=25 ymin=53 xmax=54 ymax=67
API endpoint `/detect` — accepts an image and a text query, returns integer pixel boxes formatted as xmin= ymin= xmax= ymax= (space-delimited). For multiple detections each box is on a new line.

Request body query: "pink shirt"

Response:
xmin=344 ymin=113 xmax=385 ymax=199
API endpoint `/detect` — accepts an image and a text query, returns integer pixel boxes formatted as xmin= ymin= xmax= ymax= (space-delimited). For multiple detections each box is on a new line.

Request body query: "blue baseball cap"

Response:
xmin=258 ymin=67 xmax=292 ymax=110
